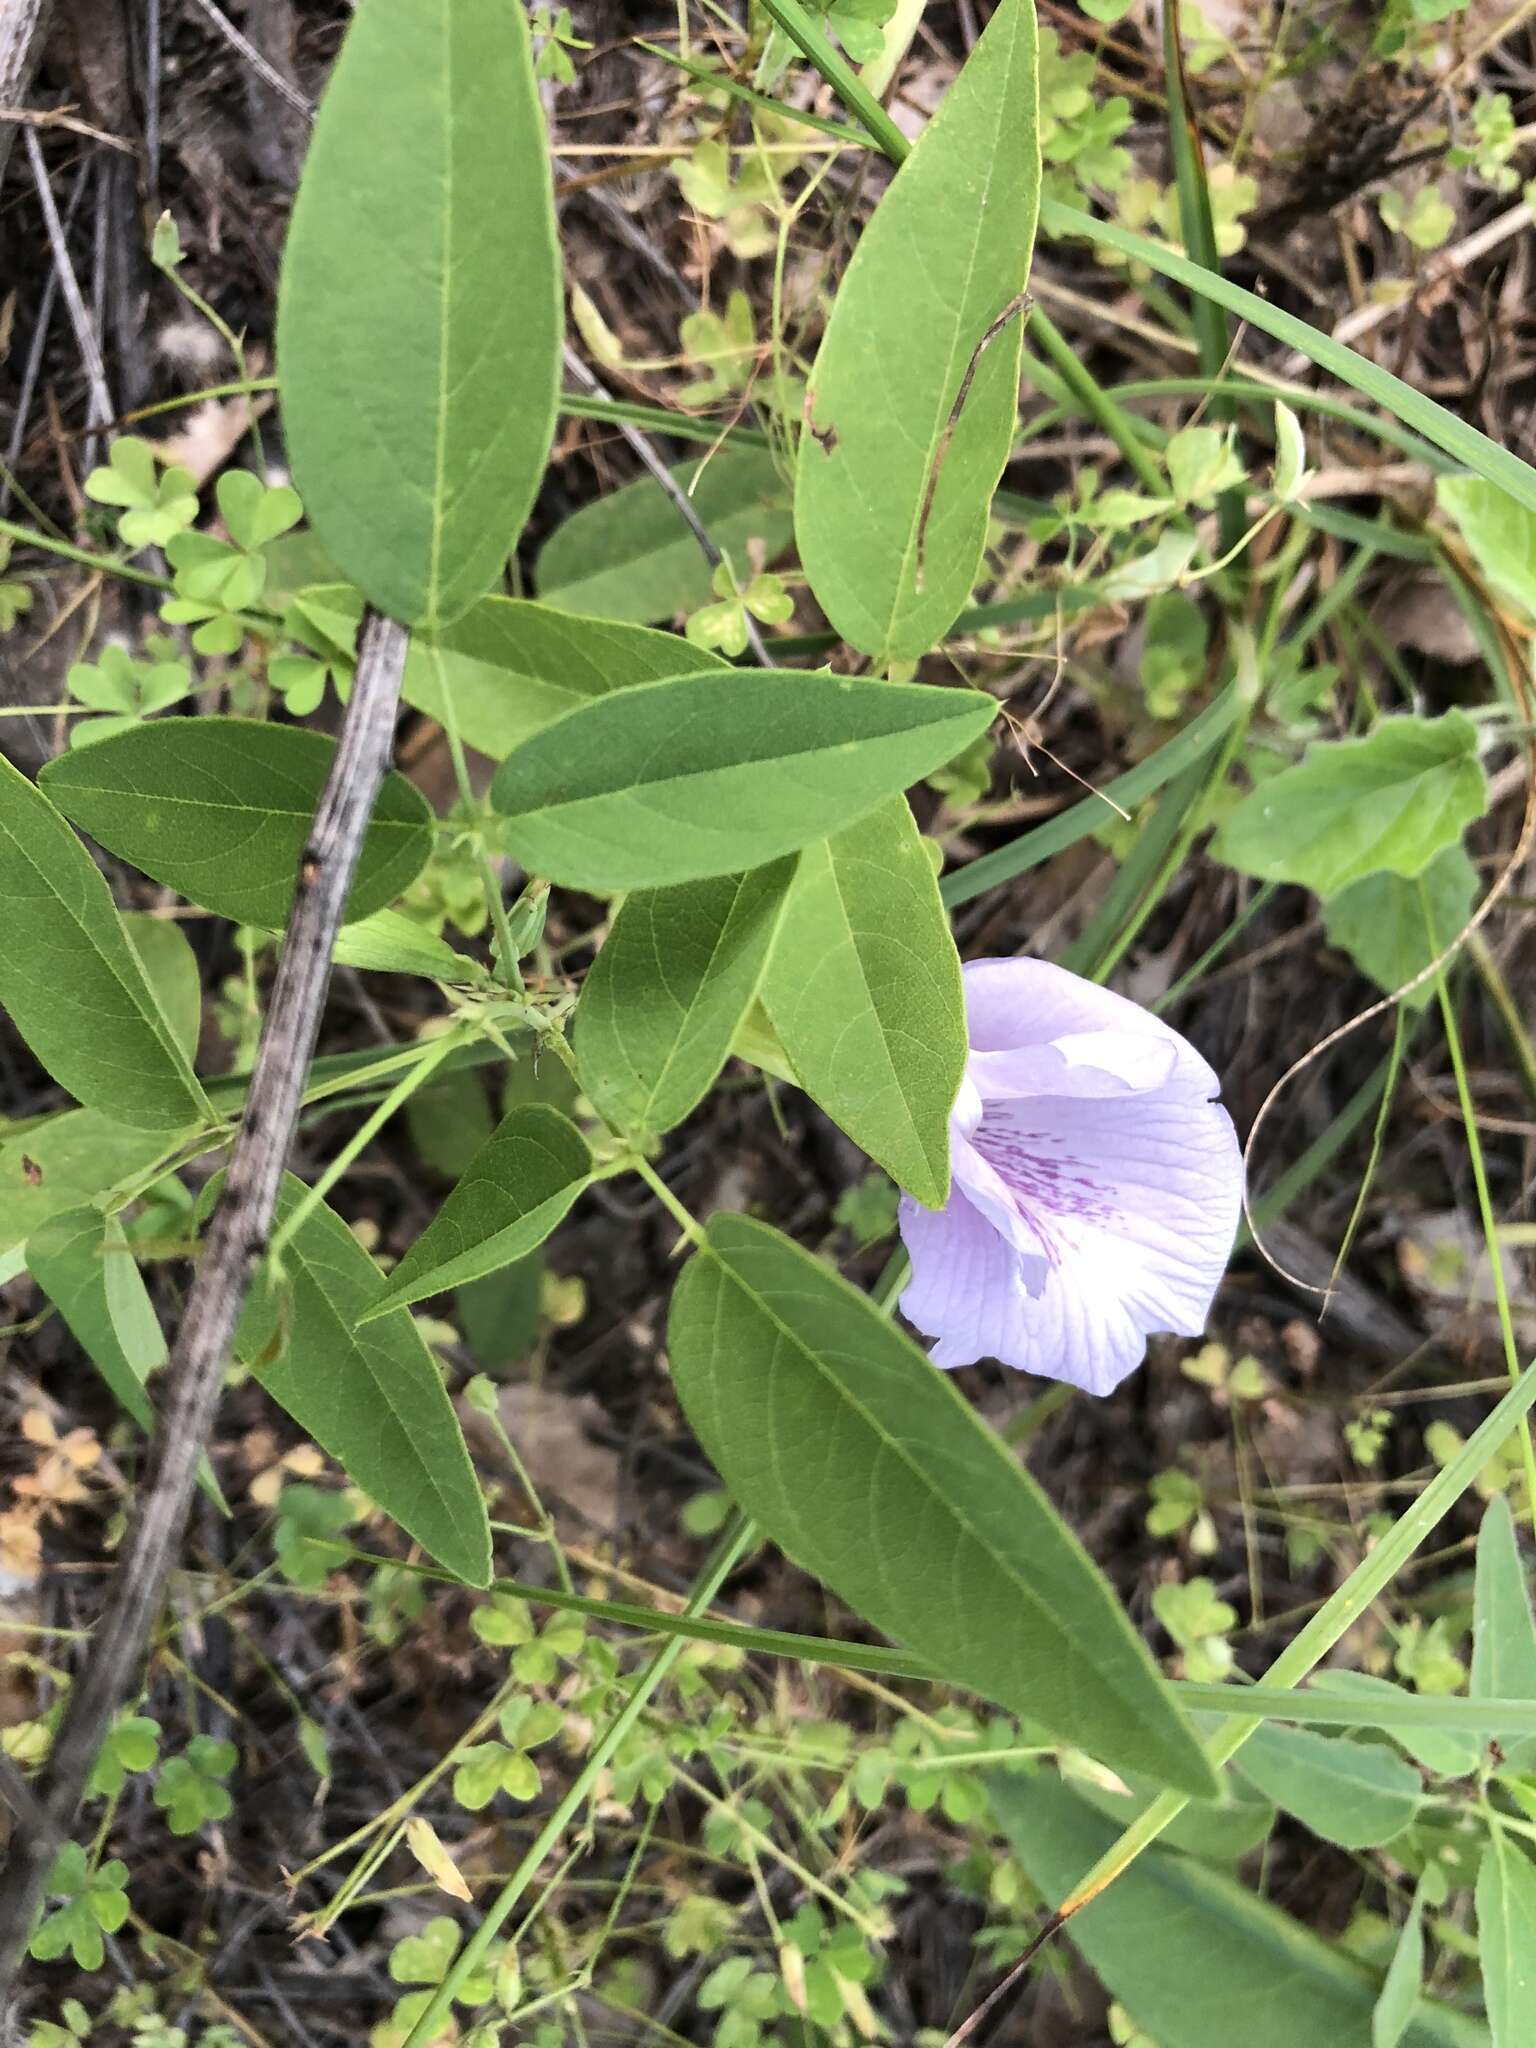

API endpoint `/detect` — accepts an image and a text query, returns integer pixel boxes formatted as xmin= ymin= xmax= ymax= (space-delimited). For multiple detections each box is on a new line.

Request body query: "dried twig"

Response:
xmin=0 ymin=160 xmax=90 ymax=514
xmin=0 ymin=0 xmax=53 ymax=188
xmin=24 ymin=127 xmax=113 ymax=445
xmin=0 ymin=611 xmax=410 ymax=2001
xmin=561 ymin=344 xmax=774 ymax=667
xmin=182 ymin=0 xmax=314 ymax=122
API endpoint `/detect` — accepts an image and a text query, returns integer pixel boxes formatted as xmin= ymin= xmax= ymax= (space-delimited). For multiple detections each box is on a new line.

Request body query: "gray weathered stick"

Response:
xmin=0 ymin=610 xmax=409 ymax=2000
xmin=0 ymin=0 xmax=53 ymax=189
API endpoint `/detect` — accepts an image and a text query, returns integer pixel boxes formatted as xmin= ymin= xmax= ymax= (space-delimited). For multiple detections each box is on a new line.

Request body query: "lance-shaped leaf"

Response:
xmin=1230 ymin=1723 xmax=1422 ymax=1849
xmin=28 ymin=1210 xmax=162 ymax=1432
xmin=761 ymin=798 xmax=965 ymax=1208
xmin=359 ymin=1106 xmax=591 ymax=1322
xmin=989 ymin=1773 xmax=1487 ymax=2048
xmin=276 ymin=0 xmax=561 ymax=627
xmin=333 ymin=909 xmax=489 ymax=987
xmin=42 ymin=720 xmax=433 ymax=930
xmin=122 ymin=914 xmax=202 ymax=1065
xmin=489 ymin=669 xmax=995 ymax=892
xmin=0 ymin=1110 xmax=180 ymax=1260
xmin=536 ymin=444 xmax=791 ymax=625
xmin=236 ymin=1178 xmax=490 ymax=1585
xmin=1478 ymin=1831 xmax=1536 ymax=2048
xmin=403 ymin=596 xmax=725 ymax=759
xmin=795 ymin=0 xmax=1040 ymax=659
xmin=668 ymin=1214 xmax=1216 ymax=1798
xmin=1214 ymin=713 xmax=1487 ymax=899
xmin=1471 ymin=1496 xmax=1536 ymax=1773
xmin=0 ymin=754 xmax=209 ymax=1132
xmin=575 ymin=862 xmax=796 ymax=1138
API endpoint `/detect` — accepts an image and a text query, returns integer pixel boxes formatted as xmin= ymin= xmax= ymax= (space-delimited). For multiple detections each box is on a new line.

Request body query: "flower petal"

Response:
xmin=963 ymin=957 xmax=1220 ymax=1096
xmin=968 ymin=1029 xmax=1179 ymax=1103
xmin=968 ymin=1086 xmax=1242 ymax=1394
xmin=951 ymin=1133 xmax=1054 ymax=1278
xmin=899 ymin=1186 xmax=1044 ymax=1371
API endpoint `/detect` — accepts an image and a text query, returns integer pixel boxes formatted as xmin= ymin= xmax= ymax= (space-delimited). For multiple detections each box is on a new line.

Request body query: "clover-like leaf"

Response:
xmin=83 ymin=438 xmax=198 ymax=549
xmin=153 ymin=1735 xmax=237 ymax=1836
xmin=87 ymin=1713 xmax=162 ymax=1800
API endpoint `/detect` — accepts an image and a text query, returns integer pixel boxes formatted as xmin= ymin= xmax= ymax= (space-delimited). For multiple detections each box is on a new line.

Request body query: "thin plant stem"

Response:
xmin=958 ymin=1347 xmax=1536 ymax=2033
xmin=266 ymin=1025 xmax=469 ymax=1261
xmin=428 ymin=646 xmax=523 ymax=990
xmin=628 ymin=1153 xmax=705 ymax=1247
xmin=0 ymin=514 xmax=170 ymax=590
xmin=1467 ymin=931 xmax=1536 ymax=1111
xmin=400 ymin=1516 xmax=759 ymax=2047
xmin=1432 ymin=941 xmax=1536 ymax=1519
xmin=1026 ymin=307 xmax=1169 ymax=499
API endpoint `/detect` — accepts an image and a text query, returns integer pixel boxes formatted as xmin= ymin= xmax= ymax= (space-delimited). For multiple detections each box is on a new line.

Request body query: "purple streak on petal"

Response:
xmin=898 ymin=955 xmax=1244 ymax=1396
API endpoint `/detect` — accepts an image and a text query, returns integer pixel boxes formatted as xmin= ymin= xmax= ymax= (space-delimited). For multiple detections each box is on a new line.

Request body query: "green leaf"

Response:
xmin=988 ymin=1773 xmax=1487 ymax=2048
xmin=0 ymin=753 xmax=209 ymax=1131
xmin=153 ymin=1735 xmax=237 ymax=1835
xmin=668 ymin=1213 xmax=1216 ymax=1798
xmin=41 ymin=720 xmax=433 ymax=930
xmin=1478 ymin=1831 xmax=1536 ymax=2048
xmin=1214 ymin=713 xmax=1487 ymax=898
xmin=403 ymin=596 xmax=728 ymax=759
xmin=760 ymin=797 xmax=965 ymax=1208
xmin=1472 ymin=1497 xmax=1536 ymax=1772
xmin=456 ymin=1255 xmax=543 ymax=1369
xmin=794 ymin=0 xmax=1040 ymax=659
xmin=1437 ymin=476 xmax=1536 ymax=621
xmin=1374 ymin=1894 xmax=1425 ymax=2048
xmin=1230 ymin=1723 xmax=1422 ymax=1849
xmin=87 ymin=1712 xmax=161 ymax=1799
xmin=1066 ymin=1765 xmax=1277 ymax=1863
xmin=0 ymin=1109 xmax=180 ymax=1259
xmin=574 ymin=861 xmax=796 ymax=1138
xmin=359 ymin=1105 xmax=591 ymax=1322
xmin=1322 ymin=845 xmax=1478 ymax=1011
xmin=1307 ymin=1672 xmax=1482 ymax=1780
xmin=488 ymin=668 xmax=996 ymax=892
xmin=27 ymin=1209 xmax=161 ymax=1431
xmin=332 ymin=908 xmax=489 ymax=986
xmin=276 ymin=0 xmax=560 ymax=627
xmin=122 ymin=913 xmax=201 ymax=1063
xmin=536 ymin=445 xmax=791 ymax=624
xmin=235 ymin=1176 xmax=490 ymax=1584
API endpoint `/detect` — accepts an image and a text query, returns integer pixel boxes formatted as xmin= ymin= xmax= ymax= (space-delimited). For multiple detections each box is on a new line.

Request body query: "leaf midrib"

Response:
xmin=702 ymin=1234 xmax=1185 ymax=1744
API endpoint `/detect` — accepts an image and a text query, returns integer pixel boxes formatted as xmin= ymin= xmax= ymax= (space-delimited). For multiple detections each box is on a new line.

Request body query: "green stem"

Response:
xmin=1153 ymin=883 xmax=1277 ymax=1012
xmin=756 ymin=0 xmax=910 ymax=164
xmin=400 ymin=1516 xmax=758 ymax=2047
xmin=1025 ymin=308 xmax=1169 ymax=499
xmin=1161 ymin=0 xmax=1242 ymax=558
xmin=267 ymin=1028 xmax=467 ymax=1260
xmin=0 ymin=515 xmax=170 ymax=591
xmin=1467 ymin=932 xmax=1536 ymax=1113
xmin=628 ymin=1153 xmax=705 ymax=1246
xmin=428 ymin=646 xmax=523 ymax=991
xmin=1433 ymin=945 xmax=1536 ymax=1520
xmin=940 ymin=682 xmax=1243 ymax=909
xmin=1048 ymin=1348 xmax=1536 ymax=1928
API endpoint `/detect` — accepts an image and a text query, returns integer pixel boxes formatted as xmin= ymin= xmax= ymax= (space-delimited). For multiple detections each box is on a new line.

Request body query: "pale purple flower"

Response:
xmin=899 ymin=957 xmax=1243 ymax=1396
